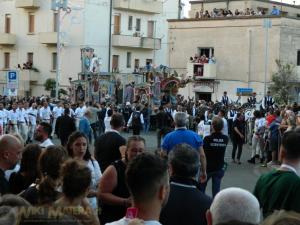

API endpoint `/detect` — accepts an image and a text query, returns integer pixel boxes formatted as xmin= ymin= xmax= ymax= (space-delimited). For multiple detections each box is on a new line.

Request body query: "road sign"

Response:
xmin=8 ymin=88 xmax=17 ymax=97
xmin=6 ymin=70 xmax=18 ymax=89
xmin=237 ymin=88 xmax=253 ymax=96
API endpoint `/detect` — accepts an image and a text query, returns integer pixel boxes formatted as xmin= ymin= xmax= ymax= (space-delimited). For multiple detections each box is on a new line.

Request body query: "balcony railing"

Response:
xmin=0 ymin=33 xmax=17 ymax=46
xmin=112 ymin=34 xmax=161 ymax=50
xmin=113 ymin=0 xmax=163 ymax=14
xmin=187 ymin=62 xmax=217 ymax=79
xmin=39 ymin=32 xmax=57 ymax=45
xmin=15 ymin=0 xmax=40 ymax=9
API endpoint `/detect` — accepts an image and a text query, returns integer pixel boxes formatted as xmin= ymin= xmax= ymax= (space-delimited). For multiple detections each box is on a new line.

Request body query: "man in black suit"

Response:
xmin=160 ymin=144 xmax=212 ymax=225
xmin=55 ymin=108 xmax=76 ymax=146
xmin=94 ymin=113 xmax=126 ymax=173
xmin=98 ymin=102 xmax=107 ymax=134
xmin=221 ymin=91 xmax=230 ymax=106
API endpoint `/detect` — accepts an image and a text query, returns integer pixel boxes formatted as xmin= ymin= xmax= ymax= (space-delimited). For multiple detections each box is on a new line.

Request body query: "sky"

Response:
xmin=182 ymin=0 xmax=300 ymax=17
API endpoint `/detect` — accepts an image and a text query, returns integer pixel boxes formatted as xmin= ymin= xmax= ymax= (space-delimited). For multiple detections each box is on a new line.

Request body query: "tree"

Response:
xmin=269 ymin=60 xmax=296 ymax=105
xmin=43 ymin=78 xmax=56 ymax=97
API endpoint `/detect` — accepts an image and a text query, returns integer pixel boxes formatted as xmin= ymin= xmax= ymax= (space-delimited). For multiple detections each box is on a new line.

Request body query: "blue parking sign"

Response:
xmin=8 ymin=71 xmax=17 ymax=81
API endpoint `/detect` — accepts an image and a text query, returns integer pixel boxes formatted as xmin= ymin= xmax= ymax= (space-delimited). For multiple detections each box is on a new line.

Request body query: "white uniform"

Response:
xmin=39 ymin=106 xmax=52 ymax=123
xmin=52 ymin=106 xmax=64 ymax=136
xmin=28 ymin=107 xmax=38 ymax=141
xmin=0 ymin=110 xmax=6 ymax=135
xmin=75 ymin=107 xmax=85 ymax=129
xmin=18 ymin=108 xmax=29 ymax=142
xmin=8 ymin=109 xmax=19 ymax=134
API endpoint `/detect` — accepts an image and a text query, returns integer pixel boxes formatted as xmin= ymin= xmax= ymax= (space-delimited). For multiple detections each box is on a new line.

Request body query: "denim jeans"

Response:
xmin=199 ymin=169 xmax=225 ymax=198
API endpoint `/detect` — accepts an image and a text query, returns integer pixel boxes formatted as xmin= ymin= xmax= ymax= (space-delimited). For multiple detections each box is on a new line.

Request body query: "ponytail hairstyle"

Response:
xmin=38 ymin=145 xmax=67 ymax=205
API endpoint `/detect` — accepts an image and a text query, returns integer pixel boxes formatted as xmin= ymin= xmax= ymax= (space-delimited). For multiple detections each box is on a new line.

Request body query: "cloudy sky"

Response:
xmin=182 ymin=0 xmax=300 ymax=17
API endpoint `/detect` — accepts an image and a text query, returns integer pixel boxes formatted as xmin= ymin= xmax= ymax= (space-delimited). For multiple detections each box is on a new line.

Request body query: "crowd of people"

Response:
xmin=194 ymin=5 xmax=281 ymax=19
xmin=0 ymin=90 xmax=299 ymax=225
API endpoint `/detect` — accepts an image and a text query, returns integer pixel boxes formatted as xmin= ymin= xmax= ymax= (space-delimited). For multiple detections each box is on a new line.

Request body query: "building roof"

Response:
xmin=168 ymin=15 xmax=300 ymax=22
xmin=189 ymin=0 xmax=300 ymax=9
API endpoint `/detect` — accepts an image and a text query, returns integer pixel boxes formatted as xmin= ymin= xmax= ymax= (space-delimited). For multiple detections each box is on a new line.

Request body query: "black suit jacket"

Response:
xmin=56 ymin=115 xmax=76 ymax=141
xmin=160 ymin=177 xmax=212 ymax=225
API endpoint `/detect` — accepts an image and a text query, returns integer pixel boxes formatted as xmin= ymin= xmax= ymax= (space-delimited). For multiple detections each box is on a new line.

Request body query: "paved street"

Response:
xmin=121 ymin=131 xmax=272 ymax=197
xmin=53 ymin=130 xmax=272 ymax=198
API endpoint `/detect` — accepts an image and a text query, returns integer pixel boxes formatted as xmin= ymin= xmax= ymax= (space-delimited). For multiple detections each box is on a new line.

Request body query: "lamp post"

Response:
xmin=51 ymin=0 xmax=69 ymax=100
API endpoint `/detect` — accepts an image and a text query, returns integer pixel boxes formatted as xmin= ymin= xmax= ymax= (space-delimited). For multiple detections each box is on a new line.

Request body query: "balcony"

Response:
xmin=112 ymin=34 xmax=161 ymax=50
xmin=113 ymin=0 xmax=163 ymax=14
xmin=187 ymin=62 xmax=217 ymax=80
xmin=15 ymin=0 xmax=40 ymax=9
xmin=0 ymin=33 xmax=17 ymax=46
xmin=141 ymin=37 xmax=161 ymax=50
xmin=112 ymin=34 xmax=141 ymax=48
xmin=39 ymin=32 xmax=57 ymax=45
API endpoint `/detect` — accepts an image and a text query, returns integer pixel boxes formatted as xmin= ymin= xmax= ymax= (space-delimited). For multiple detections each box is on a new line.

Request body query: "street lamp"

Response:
xmin=51 ymin=0 xmax=69 ymax=100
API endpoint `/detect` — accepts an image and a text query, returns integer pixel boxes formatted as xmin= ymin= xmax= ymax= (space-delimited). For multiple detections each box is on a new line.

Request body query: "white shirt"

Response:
xmin=86 ymin=159 xmax=102 ymax=209
xmin=0 ymin=110 xmax=7 ymax=125
xmin=18 ymin=108 xmax=28 ymax=123
xmin=28 ymin=107 xmax=38 ymax=125
xmin=9 ymin=110 xmax=19 ymax=124
xmin=104 ymin=116 xmax=112 ymax=132
xmin=197 ymin=120 xmax=205 ymax=137
xmin=39 ymin=107 xmax=52 ymax=120
xmin=221 ymin=117 xmax=228 ymax=136
xmin=40 ymin=138 xmax=54 ymax=148
xmin=52 ymin=106 xmax=64 ymax=119
xmin=106 ymin=218 xmax=162 ymax=225
xmin=75 ymin=107 xmax=85 ymax=119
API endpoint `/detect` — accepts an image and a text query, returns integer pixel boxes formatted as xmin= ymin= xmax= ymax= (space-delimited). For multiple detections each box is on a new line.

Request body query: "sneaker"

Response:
xmin=232 ymin=159 xmax=236 ymax=163
xmin=237 ymin=160 xmax=241 ymax=165
xmin=260 ymin=163 xmax=267 ymax=167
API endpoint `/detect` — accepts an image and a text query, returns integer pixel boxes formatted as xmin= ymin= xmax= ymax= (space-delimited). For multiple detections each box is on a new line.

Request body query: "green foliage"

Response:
xmin=59 ymin=88 xmax=68 ymax=96
xmin=43 ymin=78 xmax=56 ymax=91
xmin=269 ymin=60 xmax=295 ymax=105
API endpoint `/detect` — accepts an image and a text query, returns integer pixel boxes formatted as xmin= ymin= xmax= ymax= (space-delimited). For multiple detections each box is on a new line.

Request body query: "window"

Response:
xmin=198 ymin=47 xmax=214 ymax=58
xmin=27 ymin=52 xmax=33 ymax=64
xmin=112 ymin=55 xmax=119 ymax=71
xmin=28 ymin=13 xmax=35 ymax=33
xmin=136 ymin=18 xmax=141 ymax=32
xmin=146 ymin=59 xmax=152 ymax=65
xmin=134 ymin=59 xmax=140 ymax=69
xmin=53 ymin=13 xmax=58 ymax=32
xmin=52 ymin=53 xmax=57 ymax=71
xmin=5 ymin=14 xmax=11 ymax=33
xmin=4 ymin=52 xmax=10 ymax=69
xmin=126 ymin=52 xmax=132 ymax=68
xmin=114 ymin=15 xmax=121 ymax=35
xmin=128 ymin=16 xmax=133 ymax=30
xmin=297 ymin=50 xmax=300 ymax=66
xmin=147 ymin=21 xmax=154 ymax=38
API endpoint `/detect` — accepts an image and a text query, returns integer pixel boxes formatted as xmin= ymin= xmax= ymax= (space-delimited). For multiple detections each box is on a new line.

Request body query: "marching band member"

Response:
xmin=8 ymin=102 xmax=19 ymax=134
xmin=39 ymin=101 xmax=52 ymax=123
xmin=27 ymin=102 xmax=38 ymax=143
xmin=52 ymin=101 xmax=64 ymax=136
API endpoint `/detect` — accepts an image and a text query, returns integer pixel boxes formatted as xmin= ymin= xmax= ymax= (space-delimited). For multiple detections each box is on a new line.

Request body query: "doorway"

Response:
xmin=195 ymin=92 xmax=211 ymax=102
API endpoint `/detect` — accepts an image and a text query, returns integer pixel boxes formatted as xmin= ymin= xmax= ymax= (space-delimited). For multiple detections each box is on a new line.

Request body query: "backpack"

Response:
xmin=132 ymin=111 xmax=141 ymax=127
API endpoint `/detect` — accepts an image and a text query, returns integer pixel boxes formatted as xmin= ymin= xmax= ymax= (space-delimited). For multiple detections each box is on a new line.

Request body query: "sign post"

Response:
xmin=6 ymin=71 xmax=19 ymax=96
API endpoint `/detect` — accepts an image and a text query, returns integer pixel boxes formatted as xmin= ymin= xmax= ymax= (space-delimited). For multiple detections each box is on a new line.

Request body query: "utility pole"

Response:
xmin=108 ymin=0 xmax=113 ymax=73
xmin=263 ymin=18 xmax=271 ymax=97
xmin=51 ymin=0 xmax=68 ymax=100
xmin=178 ymin=0 xmax=181 ymax=19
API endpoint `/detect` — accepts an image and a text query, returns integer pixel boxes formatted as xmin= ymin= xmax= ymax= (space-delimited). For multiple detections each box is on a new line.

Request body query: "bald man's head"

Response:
xmin=0 ymin=135 xmax=23 ymax=171
xmin=207 ymin=188 xmax=260 ymax=225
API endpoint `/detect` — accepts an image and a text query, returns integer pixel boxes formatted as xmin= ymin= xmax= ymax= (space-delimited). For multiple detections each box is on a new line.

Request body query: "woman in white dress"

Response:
xmin=67 ymin=131 xmax=102 ymax=209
